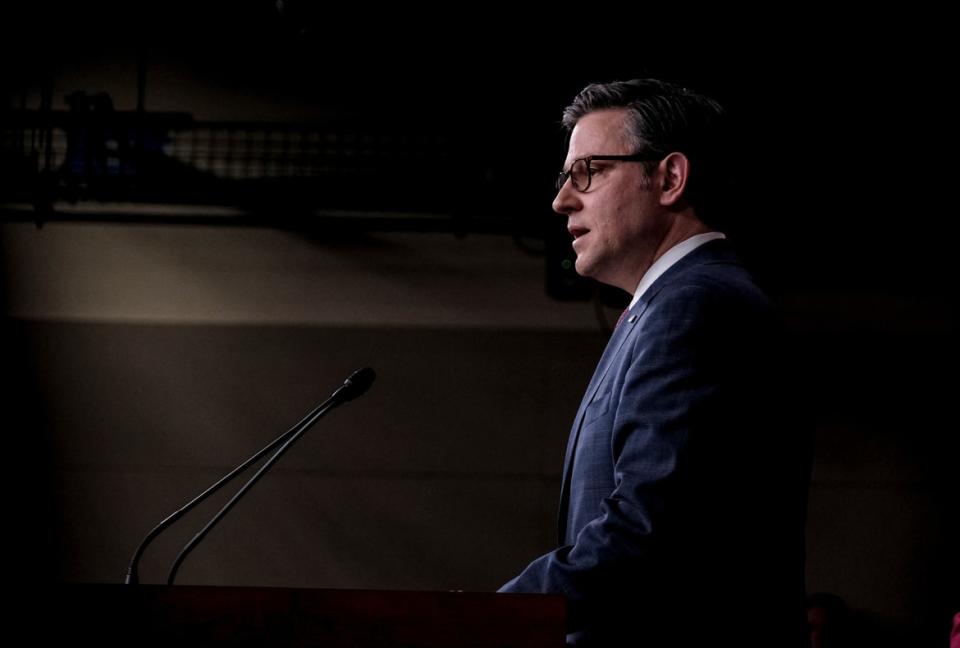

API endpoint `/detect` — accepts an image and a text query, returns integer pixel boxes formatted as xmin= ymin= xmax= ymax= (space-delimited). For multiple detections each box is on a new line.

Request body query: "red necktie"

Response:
xmin=615 ymin=308 xmax=630 ymax=328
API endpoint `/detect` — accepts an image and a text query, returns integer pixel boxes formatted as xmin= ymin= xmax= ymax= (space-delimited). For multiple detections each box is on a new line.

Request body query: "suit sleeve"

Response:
xmin=499 ymin=284 xmax=728 ymax=623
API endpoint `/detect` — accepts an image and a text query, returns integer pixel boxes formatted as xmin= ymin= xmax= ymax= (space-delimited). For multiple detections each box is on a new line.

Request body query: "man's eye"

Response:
xmin=588 ymin=166 xmax=601 ymax=174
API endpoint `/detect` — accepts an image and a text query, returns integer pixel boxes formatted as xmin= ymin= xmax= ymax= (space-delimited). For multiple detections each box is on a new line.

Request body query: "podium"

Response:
xmin=50 ymin=584 xmax=566 ymax=647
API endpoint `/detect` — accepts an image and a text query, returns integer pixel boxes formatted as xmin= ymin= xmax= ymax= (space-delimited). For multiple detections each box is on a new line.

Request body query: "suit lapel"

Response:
xmin=556 ymin=300 xmax=650 ymax=542
xmin=555 ymin=238 xmax=742 ymax=543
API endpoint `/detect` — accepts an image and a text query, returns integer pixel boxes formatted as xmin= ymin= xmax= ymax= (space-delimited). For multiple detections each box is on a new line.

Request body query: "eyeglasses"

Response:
xmin=556 ymin=153 xmax=662 ymax=192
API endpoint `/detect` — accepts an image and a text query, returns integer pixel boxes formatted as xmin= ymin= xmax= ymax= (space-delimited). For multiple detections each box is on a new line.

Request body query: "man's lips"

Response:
xmin=568 ymin=226 xmax=589 ymax=239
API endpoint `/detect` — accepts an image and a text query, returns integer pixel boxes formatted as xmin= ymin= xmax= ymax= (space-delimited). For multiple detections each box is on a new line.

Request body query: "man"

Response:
xmin=499 ymin=79 xmax=810 ymax=647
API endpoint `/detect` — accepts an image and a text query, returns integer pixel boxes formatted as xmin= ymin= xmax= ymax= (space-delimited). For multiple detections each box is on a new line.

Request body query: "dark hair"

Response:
xmin=562 ymin=78 xmax=731 ymax=227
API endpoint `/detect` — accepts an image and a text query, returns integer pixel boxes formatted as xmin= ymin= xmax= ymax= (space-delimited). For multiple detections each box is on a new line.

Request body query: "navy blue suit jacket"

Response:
xmin=500 ymin=239 xmax=810 ymax=647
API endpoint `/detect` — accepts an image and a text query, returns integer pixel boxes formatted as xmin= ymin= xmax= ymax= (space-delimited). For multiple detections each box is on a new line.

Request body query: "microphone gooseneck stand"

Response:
xmin=124 ymin=367 xmax=376 ymax=585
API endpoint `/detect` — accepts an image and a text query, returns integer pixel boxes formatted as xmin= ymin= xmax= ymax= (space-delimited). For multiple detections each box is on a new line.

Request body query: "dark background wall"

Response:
xmin=1 ymin=2 xmax=956 ymax=645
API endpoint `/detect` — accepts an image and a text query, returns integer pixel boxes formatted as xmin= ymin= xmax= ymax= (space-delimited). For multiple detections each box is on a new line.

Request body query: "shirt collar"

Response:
xmin=628 ymin=232 xmax=727 ymax=309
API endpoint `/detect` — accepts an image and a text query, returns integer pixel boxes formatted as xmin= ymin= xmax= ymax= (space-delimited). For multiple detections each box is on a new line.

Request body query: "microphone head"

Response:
xmin=337 ymin=367 xmax=376 ymax=402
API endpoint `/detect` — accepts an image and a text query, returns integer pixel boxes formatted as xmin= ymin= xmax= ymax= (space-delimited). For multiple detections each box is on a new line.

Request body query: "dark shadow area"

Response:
xmin=1 ymin=2 xmax=955 ymax=645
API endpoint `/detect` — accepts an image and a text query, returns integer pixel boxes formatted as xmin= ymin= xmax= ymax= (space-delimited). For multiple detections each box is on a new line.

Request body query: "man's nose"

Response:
xmin=552 ymin=179 xmax=580 ymax=215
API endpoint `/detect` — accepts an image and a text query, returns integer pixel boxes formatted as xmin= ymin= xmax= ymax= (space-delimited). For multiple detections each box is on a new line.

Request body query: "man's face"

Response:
xmin=553 ymin=108 xmax=670 ymax=293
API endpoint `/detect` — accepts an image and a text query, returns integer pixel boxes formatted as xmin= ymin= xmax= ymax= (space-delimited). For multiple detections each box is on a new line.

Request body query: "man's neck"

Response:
xmin=651 ymin=214 xmax=713 ymax=266
xmin=617 ymin=212 xmax=711 ymax=293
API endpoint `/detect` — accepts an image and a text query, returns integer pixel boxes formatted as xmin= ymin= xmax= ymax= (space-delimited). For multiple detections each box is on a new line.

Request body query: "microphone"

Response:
xmin=332 ymin=367 xmax=376 ymax=403
xmin=124 ymin=367 xmax=376 ymax=585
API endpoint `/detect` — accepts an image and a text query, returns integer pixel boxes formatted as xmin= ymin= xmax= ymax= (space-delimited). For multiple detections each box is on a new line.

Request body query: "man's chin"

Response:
xmin=574 ymin=257 xmax=601 ymax=282
xmin=573 ymin=258 xmax=591 ymax=279
xmin=575 ymin=261 xmax=627 ymax=292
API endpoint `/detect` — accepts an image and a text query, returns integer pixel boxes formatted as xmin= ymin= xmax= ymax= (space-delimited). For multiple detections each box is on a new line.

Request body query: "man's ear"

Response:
xmin=658 ymin=152 xmax=690 ymax=207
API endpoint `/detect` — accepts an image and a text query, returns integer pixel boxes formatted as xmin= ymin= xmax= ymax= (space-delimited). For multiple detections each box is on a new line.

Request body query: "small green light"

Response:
xmin=561 ymin=259 xmax=573 ymax=270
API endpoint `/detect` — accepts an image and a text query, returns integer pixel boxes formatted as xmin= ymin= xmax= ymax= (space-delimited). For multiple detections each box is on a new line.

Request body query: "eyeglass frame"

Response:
xmin=556 ymin=153 xmax=663 ymax=193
